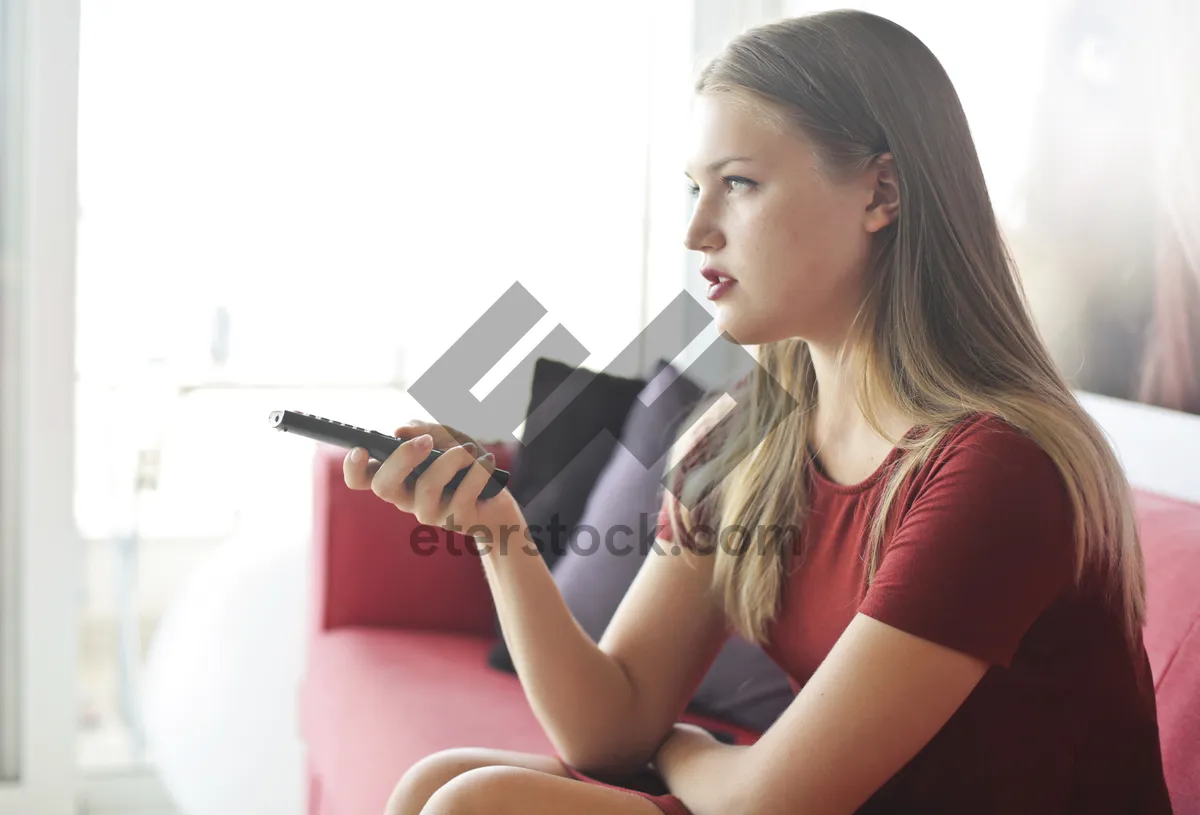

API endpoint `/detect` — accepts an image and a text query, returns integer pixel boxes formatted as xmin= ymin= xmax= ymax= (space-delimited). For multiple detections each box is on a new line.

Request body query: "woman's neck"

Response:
xmin=806 ymin=342 xmax=918 ymax=484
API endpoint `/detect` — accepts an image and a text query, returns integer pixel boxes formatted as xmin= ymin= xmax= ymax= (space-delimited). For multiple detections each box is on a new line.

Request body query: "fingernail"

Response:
xmin=462 ymin=442 xmax=478 ymax=455
xmin=482 ymin=452 xmax=495 ymax=463
xmin=414 ymin=433 xmax=434 ymax=450
xmin=350 ymin=448 xmax=363 ymax=463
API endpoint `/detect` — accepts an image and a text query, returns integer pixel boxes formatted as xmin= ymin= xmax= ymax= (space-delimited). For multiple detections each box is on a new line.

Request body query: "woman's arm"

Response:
xmin=484 ymin=532 xmax=730 ymax=777
xmin=655 ymin=613 xmax=989 ymax=815
xmin=358 ymin=420 xmax=732 ymax=778
xmin=652 ymin=724 xmax=744 ymax=804
xmin=489 ymin=409 xmax=733 ymax=777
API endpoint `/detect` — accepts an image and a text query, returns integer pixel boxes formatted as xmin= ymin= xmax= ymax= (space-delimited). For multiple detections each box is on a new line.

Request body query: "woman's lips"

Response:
xmin=706 ymin=278 xmax=736 ymax=300
xmin=701 ymin=267 xmax=737 ymax=301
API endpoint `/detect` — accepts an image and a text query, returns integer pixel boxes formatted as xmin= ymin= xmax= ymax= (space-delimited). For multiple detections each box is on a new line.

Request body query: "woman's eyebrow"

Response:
xmin=683 ymin=156 xmax=754 ymax=179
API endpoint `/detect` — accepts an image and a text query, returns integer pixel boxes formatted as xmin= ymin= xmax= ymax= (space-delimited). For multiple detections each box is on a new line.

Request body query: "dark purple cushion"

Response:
xmin=508 ymin=357 xmax=647 ymax=569
xmin=487 ymin=357 xmax=646 ymax=673
xmin=551 ymin=361 xmax=795 ymax=732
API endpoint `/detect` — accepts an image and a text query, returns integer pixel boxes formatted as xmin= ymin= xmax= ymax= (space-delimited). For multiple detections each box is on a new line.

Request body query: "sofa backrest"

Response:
xmin=1136 ymin=489 xmax=1200 ymax=814
xmin=308 ymin=441 xmax=516 ymax=638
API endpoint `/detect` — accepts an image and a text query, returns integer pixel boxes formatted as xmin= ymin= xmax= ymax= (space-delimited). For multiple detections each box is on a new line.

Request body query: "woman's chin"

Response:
xmin=714 ymin=308 xmax=780 ymax=346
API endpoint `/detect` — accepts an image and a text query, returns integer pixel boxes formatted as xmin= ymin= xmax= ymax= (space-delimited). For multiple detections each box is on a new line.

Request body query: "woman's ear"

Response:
xmin=864 ymin=152 xmax=899 ymax=232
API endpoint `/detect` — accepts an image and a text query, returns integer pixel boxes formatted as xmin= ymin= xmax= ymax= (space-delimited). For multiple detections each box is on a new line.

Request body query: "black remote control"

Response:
xmin=268 ymin=409 xmax=510 ymax=500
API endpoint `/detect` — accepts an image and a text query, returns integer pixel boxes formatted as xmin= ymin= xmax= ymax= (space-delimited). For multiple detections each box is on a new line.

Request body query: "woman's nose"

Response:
xmin=683 ymin=212 xmax=723 ymax=253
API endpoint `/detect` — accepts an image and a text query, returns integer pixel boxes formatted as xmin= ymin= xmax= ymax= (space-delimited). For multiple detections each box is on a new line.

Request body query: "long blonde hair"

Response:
xmin=671 ymin=10 xmax=1146 ymax=658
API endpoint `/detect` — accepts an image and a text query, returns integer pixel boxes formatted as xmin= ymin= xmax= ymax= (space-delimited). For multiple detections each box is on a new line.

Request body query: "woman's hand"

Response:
xmin=342 ymin=420 xmax=527 ymax=553
xmin=653 ymin=723 xmax=720 ymax=778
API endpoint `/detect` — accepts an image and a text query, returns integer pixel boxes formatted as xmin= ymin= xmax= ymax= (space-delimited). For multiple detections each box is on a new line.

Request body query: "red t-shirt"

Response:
xmin=658 ymin=413 xmax=1173 ymax=813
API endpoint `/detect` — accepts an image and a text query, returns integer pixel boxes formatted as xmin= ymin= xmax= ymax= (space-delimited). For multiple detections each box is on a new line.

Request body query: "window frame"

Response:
xmin=0 ymin=0 xmax=81 ymax=814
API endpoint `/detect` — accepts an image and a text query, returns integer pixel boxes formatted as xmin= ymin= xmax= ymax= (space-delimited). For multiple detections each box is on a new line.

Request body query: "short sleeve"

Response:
xmin=657 ymin=491 xmax=681 ymax=544
xmin=656 ymin=407 xmax=725 ymax=553
xmin=657 ymin=487 xmax=705 ymax=552
xmin=857 ymin=419 xmax=1078 ymax=668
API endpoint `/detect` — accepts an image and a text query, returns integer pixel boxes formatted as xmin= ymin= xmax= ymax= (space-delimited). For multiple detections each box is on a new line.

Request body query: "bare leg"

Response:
xmin=385 ymin=748 xmax=664 ymax=815
xmin=387 ymin=748 xmax=565 ymax=815
xmin=421 ymin=764 xmax=665 ymax=815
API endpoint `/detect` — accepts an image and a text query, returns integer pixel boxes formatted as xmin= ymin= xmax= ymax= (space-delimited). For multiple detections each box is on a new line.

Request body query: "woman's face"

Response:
xmin=682 ymin=93 xmax=892 ymax=348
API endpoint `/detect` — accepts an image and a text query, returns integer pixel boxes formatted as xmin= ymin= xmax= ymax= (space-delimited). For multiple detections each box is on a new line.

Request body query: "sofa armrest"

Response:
xmin=309 ymin=440 xmax=516 ymax=638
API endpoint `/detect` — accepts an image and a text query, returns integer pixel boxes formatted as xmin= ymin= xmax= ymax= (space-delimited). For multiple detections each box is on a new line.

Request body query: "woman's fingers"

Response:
xmin=394 ymin=421 xmax=474 ymax=450
xmin=345 ymin=420 xmax=496 ymax=528
xmin=410 ymin=443 xmax=479 ymax=526
xmin=444 ymin=454 xmax=499 ymax=528
xmin=343 ymin=447 xmax=384 ymax=490
xmin=368 ymin=434 xmax=437 ymax=506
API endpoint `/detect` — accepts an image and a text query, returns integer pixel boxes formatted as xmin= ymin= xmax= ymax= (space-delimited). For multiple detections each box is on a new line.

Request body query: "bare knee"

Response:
xmin=420 ymin=766 xmax=533 ymax=815
xmin=385 ymin=749 xmax=483 ymax=815
xmin=384 ymin=748 xmax=564 ymax=815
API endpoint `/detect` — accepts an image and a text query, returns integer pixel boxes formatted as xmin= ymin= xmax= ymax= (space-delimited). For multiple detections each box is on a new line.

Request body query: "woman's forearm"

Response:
xmin=478 ymin=527 xmax=656 ymax=774
xmin=655 ymin=725 xmax=749 ymax=815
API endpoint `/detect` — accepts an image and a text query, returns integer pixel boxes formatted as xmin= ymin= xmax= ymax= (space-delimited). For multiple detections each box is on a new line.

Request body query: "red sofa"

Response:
xmin=298 ymin=441 xmax=1200 ymax=815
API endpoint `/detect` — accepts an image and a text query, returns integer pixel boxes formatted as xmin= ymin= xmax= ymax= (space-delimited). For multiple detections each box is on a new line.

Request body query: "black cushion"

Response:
xmin=486 ymin=356 xmax=646 ymax=672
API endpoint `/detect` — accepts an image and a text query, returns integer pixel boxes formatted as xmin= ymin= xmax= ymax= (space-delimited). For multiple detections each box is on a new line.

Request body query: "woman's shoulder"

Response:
xmin=913 ymin=412 xmax=1069 ymax=502
xmin=666 ymin=386 xmax=741 ymax=473
xmin=933 ymin=411 xmax=1055 ymax=458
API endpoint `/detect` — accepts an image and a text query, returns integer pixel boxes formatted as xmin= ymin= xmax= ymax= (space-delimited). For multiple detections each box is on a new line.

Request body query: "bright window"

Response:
xmin=75 ymin=0 xmax=656 ymax=770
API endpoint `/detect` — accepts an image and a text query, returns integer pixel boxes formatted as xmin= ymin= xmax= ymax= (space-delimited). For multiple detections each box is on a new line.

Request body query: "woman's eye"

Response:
xmin=686 ymin=176 xmax=757 ymax=197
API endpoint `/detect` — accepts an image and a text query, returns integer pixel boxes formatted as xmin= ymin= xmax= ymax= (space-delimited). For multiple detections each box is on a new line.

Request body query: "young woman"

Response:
xmin=344 ymin=10 xmax=1173 ymax=815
